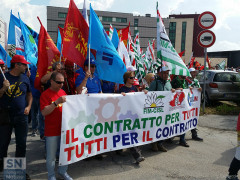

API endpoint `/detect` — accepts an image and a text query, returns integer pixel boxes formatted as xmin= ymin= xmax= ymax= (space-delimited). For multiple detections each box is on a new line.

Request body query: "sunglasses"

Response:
xmin=90 ymin=65 xmax=96 ymax=68
xmin=54 ymin=80 xmax=64 ymax=84
xmin=129 ymin=77 xmax=135 ymax=79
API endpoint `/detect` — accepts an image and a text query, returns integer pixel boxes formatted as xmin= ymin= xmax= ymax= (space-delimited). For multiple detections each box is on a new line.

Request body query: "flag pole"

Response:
xmin=88 ymin=44 xmax=90 ymax=71
xmin=60 ymin=43 xmax=63 ymax=63
xmin=0 ymin=66 xmax=6 ymax=80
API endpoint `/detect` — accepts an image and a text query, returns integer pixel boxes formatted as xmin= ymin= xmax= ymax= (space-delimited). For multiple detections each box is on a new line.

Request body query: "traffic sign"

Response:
xmin=198 ymin=11 xmax=216 ymax=29
xmin=197 ymin=30 xmax=216 ymax=48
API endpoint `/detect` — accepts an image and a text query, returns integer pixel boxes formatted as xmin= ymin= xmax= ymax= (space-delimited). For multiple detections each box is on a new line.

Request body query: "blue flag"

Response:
xmin=8 ymin=11 xmax=25 ymax=56
xmin=57 ymin=28 xmax=62 ymax=52
xmin=19 ymin=13 xmax=38 ymax=67
xmin=89 ymin=5 xmax=126 ymax=84
xmin=111 ymin=28 xmax=119 ymax=50
xmin=0 ymin=44 xmax=11 ymax=68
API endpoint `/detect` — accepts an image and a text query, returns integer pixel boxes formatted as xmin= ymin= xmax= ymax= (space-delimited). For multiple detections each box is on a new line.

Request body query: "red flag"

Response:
xmin=199 ymin=65 xmax=205 ymax=71
xmin=189 ymin=57 xmax=195 ymax=68
xmin=195 ymin=61 xmax=201 ymax=68
xmin=178 ymin=50 xmax=185 ymax=57
xmin=62 ymin=0 xmax=89 ymax=68
xmin=206 ymin=55 xmax=212 ymax=69
xmin=35 ymin=17 xmax=60 ymax=92
xmin=117 ymin=23 xmax=130 ymax=47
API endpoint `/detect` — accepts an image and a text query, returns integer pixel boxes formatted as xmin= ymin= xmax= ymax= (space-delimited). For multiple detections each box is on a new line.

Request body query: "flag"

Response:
xmin=117 ymin=40 xmax=131 ymax=68
xmin=156 ymin=3 xmax=190 ymax=76
xmin=0 ymin=43 xmax=11 ymax=68
xmin=8 ymin=11 xmax=25 ymax=56
xmin=109 ymin=24 xmax=114 ymax=40
xmin=117 ymin=23 xmax=130 ymax=47
xmin=35 ymin=17 xmax=61 ymax=92
xmin=57 ymin=26 xmax=63 ymax=52
xmin=19 ymin=13 xmax=38 ymax=67
xmin=82 ymin=0 xmax=89 ymax=26
xmin=218 ymin=60 xmax=226 ymax=70
xmin=89 ymin=4 xmax=126 ymax=84
xmin=62 ymin=0 xmax=89 ymax=67
xmin=189 ymin=56 xmax=195 ymax=68
xmin=178 ymin=50 xmax=185 ymax=57
xmin=206 ymin=55 xmax=212 ymax=69
xmin=111 ymin=28 xmax=119 ymax=50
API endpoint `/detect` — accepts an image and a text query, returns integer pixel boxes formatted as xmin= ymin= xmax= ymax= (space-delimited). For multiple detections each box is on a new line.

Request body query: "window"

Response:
xmin=116 ymin=17 xmax=127 ymax=23
xmin=181 ymin=22 xmax=187 ymax=55
xmin=102 ymin=16 xmax=112 ymax=22
xmin=58 ymin=24 xmax=64 ymax=28
xmin=134 ymin=30 xmax=139 ymax=37
xmin=58 ymin=12 xmax=67 ymax=18
xmin=169 ymin=22 xmax=176 ymax=48
xmin=134 ymin=19 xmax=138 ymax=26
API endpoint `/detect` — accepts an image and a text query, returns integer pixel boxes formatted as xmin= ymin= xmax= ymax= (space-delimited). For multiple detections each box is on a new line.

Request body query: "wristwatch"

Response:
xmin=52 ymin=101 xmax=58 ymax=107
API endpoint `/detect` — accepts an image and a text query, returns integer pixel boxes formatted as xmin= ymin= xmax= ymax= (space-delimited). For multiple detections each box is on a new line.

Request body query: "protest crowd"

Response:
xmin=0 ymin=0 xmax=240 ymax=180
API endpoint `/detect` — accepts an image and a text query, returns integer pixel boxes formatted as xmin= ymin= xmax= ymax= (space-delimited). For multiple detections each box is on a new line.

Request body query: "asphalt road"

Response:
xmin=1 ymin=114 xmax=239 ymax=180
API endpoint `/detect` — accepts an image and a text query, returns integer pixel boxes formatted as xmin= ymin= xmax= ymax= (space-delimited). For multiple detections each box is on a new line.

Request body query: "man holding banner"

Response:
xmin=40 ymin=72 xmax=72 ymax=180
xmin=149 ymin=66 xmax=175 ymax=152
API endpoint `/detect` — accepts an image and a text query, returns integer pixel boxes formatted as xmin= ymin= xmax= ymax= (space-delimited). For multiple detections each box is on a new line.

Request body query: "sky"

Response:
xmin=0 ymin=0 xmax=240 ymax=52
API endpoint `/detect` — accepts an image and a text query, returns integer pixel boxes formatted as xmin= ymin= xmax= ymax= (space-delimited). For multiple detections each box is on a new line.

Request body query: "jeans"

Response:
xmin=180 ymin=133 xmax=186 ymax=142
xmin=31 ymin=97 xmax=44 ymax=137
xmin=0 ymin=114 xmax=28 ymax=159
xmin=46 ymin=136 xmax=68 ymax=178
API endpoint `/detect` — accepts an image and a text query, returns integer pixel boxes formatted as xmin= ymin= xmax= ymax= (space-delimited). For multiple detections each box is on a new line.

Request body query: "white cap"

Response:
xmin=189 ymin=68 xmax=196 ymax=72
xmin=127 ymin=66 xmax=137 ymax=71
xmin=159 ymin=66 xmax=170 ymax=72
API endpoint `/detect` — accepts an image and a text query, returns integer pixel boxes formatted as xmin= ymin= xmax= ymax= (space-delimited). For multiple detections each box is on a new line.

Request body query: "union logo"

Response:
xmin=64 ymin=22 xmax=79 ymax=42
xmin=143 ymin=92 xmax=164 ymax=114
xmin=169 ymin=92 xmax=185 ymax=107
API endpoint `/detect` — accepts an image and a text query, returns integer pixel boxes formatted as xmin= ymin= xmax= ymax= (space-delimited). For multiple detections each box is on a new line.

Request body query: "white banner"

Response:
xmin=60 ymin=89 xmax=201 ymax=165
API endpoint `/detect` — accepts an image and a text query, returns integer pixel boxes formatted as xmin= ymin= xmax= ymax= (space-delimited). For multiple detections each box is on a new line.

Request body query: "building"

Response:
xmin=0 ymin=17 xmax=7 ymax=49
xmin=47 ymin=6 xmax=160 ymax=51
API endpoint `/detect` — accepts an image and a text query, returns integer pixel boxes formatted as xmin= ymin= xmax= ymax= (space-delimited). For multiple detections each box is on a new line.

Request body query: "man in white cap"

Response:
xmin=187 ymin=67 xmax=203 ymax=141
xmin=148 ymin=66 xmax=175 ymax=152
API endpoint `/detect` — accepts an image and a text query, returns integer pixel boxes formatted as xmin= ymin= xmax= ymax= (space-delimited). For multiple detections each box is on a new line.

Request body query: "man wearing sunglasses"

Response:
xmin=40 ymin=72 xmax=72 ymax=180
xmin=75 ymin=58 xmax=102 ymax=94
xmin=0 ymin=55 xmax=32 ymax=179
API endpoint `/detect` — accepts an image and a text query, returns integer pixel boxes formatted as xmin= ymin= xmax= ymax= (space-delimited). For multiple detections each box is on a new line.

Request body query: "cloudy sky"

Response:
xmin=0 ymin=0 xmax=240 ymax=52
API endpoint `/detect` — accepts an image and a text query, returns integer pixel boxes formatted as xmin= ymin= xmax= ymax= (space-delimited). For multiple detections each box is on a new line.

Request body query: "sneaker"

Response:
xmin=226 ymin=175 xmax=239 ymax=180
xmin=151 ymin=143 xmax=158 ymax=152
xmin=157 ymin=144 xmax=168 ymax=152
xmin=31 ymin=129 xmax=37 ymax=137
xmin=48 ymin=175 xmax=56 ymax=180
xmin=192 ymin=136 xmax=203 ymax=141
xmin=58 ymin=173 xmax=73 ymax=180
xmin=26 ymin=173 xmax=31 ymax=180
xmin=136 ymin=156 xmax=145 ymax=163
xmin=40 ymin=135 xmax=45 ymax=142
xmin=179 ymin=141 xmax=190 ymax=147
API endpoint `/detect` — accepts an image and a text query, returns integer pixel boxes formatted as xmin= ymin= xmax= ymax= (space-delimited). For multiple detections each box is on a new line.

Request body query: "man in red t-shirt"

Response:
xmin=40 ymin=72 xmax=72 ymax=180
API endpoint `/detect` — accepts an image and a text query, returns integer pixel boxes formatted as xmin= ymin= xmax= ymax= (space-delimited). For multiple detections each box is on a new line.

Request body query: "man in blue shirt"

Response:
xmin=75 ymin=58 xmax=102 ymax=94
xmin=0 ymin=55 xmax=32 ymax=179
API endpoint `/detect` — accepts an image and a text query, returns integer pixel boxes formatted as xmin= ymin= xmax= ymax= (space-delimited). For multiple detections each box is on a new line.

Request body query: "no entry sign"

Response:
xmin=198 ymin=11 xmax=216 ymax=29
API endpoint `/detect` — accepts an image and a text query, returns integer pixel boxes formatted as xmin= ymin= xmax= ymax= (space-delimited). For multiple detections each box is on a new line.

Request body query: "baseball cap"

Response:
xmin=127 ymin=66 xmax=137 ymax=72
xmin=0 ymin=59 xmax=4 ymax=65
xmin=84 ymin=58 xmax=96 ymax=66
xmin=189 ymin=68 xmax=197 ymax=72
xmin=159 ymin=66 xmax=170 ymax=72
xmin=11 ymin=55 xmax=31 ymax=64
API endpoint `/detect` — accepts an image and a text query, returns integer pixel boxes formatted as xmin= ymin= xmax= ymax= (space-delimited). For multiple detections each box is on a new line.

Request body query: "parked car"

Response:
xmin=196 ymin=70 xmax=240 ymax=105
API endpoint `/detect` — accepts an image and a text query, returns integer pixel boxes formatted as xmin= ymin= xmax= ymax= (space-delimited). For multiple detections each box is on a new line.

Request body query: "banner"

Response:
xmin=60 ymin=89 xmax=201 ymax=165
